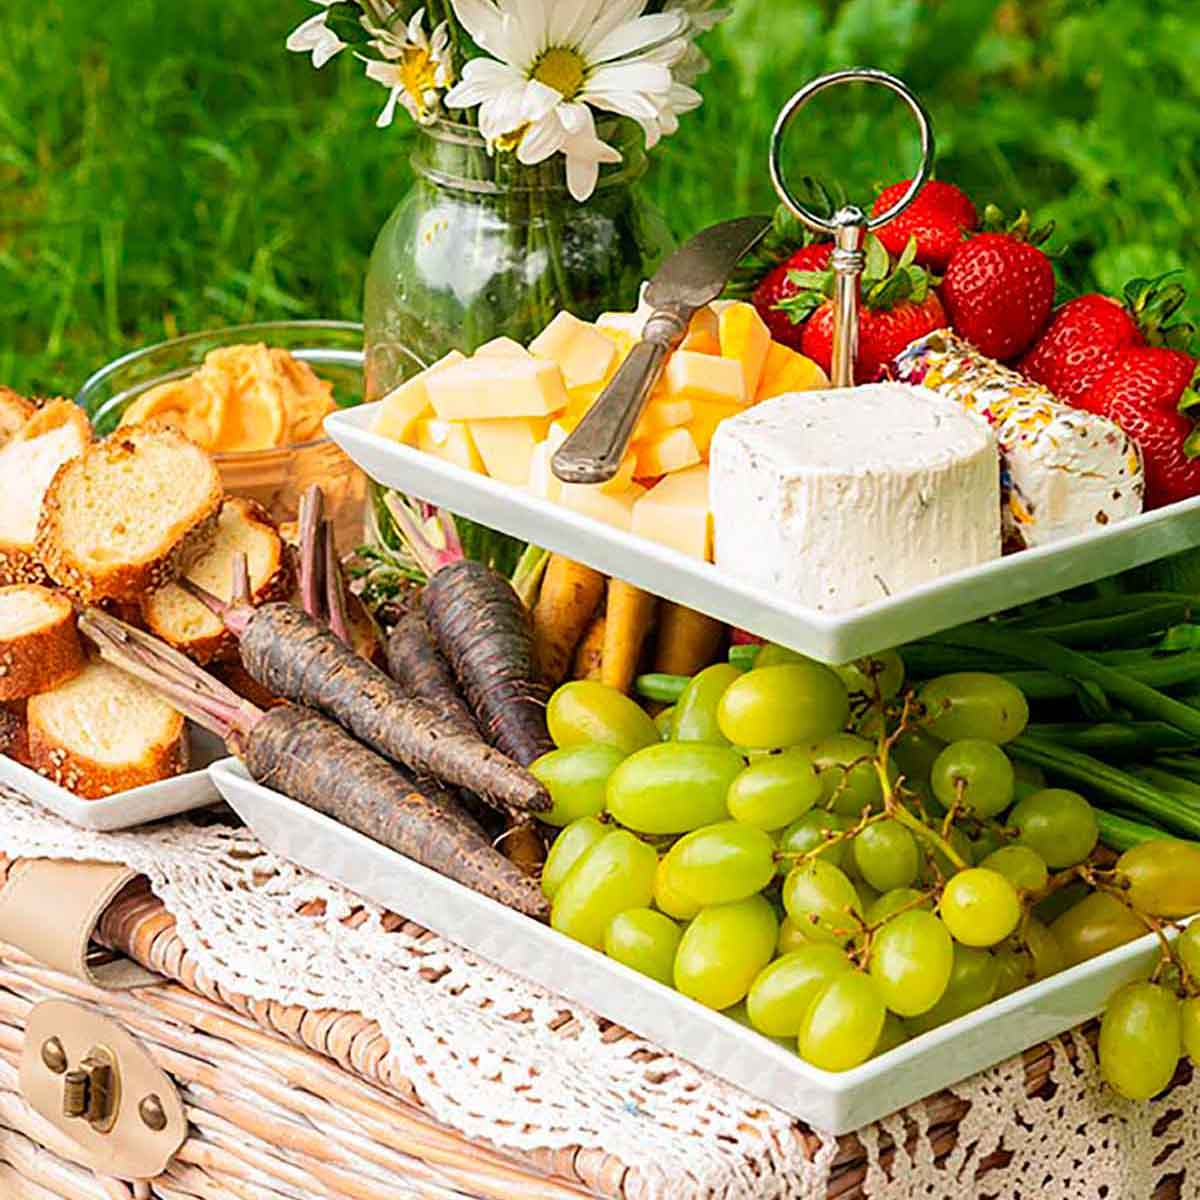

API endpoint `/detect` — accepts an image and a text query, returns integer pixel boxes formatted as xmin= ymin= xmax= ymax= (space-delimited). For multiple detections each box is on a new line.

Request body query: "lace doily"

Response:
xmin=1 ymin=786 xmax=1196 ymax=1199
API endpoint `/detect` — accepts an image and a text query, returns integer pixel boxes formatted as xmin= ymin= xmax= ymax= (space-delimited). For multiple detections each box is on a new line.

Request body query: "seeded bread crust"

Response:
xmin=0 ymin=387 xmax=37 ymax=449
xmin=35 ymin=428 xmax=224 ymax=605
xmin=0 ymin=701 xmax=28 ymax=763
xmin=0 ymin=585 xmax=85 ymax=702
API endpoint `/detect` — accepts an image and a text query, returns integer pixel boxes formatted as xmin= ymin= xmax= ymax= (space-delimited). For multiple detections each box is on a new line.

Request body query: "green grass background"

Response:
xmin=3 ymin=0 xmax=1197 ymax=396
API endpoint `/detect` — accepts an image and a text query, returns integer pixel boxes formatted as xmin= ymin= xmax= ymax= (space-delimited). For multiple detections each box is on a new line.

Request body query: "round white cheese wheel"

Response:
xmin=709 ymin=383 xmax=1001 ymax=613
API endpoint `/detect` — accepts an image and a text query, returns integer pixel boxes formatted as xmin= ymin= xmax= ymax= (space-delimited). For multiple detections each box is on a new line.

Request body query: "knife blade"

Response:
xmin=552 ymin=215 xmax=772 ymax=485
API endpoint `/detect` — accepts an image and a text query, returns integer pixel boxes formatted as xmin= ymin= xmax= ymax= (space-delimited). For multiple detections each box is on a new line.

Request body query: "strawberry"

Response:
xmin=751 ymin=242 xmax=834 ymax=348
xmin=871 ymin=179 xmax=977 ymax=271
xmin=940 ymin=209 xmax=1056 ymax=361
xmin=780 ymin=236 xmax=946 ymax=382
xmin=1077 ymin=346 xmax=1198 ymax=420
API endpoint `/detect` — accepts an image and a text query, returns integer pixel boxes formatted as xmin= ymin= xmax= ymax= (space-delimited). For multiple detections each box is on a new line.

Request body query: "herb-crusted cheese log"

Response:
xmin=893 ymin=330 xmax=1144 ymax=549
xmin=710 ymin=384 xmax=1001 ymax=613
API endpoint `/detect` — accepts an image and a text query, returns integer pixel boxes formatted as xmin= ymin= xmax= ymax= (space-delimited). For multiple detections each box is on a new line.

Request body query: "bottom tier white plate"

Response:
xmin=210 ymin=757 xmax=1181 ymax=1134
xmin=1 ymin=726 xmax=225 ymax=831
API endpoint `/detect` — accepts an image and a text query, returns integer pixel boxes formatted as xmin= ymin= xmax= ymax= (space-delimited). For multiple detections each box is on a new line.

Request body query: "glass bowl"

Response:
xmin=77 ymin=321 xmax=424 ymax=551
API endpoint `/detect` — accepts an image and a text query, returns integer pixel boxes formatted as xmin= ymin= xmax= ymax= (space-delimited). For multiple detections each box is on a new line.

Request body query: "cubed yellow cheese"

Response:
xmin=755 ymin=341 xmax=830 ymax=402
xmin=599 ymin=451 xmax=638 ymax=496
xmin=719 ymin=301 xmax=772 ymax=399
xmin=634 ymin=426 xmax=701 ymax=478
xmin=474 ymin=336 xmax=531 ymax=358
xmin=416 ymin=418 xmax=484 ymax=473
xmin=468 ymin=416 xmax=548 ymax=484
xmin=372 ymin=350 xmax=466 ymax=442
xmin=596 ymin=311 xmax=647 ymax=354
xmin=527 ymin=424 xmax=569 ymax=502
xmin=689 ymin=399 xmax=744 ymax=459
xmin=663 ymin=350 xmax=747 ymax=407
xmin=633 ymin=395 xmax=693 ymax=440
xmin=426 ymin=356 xmax=569 ymax=420
xmin=632 ymin=465 xmax=712 ymax=560
xmin=680 ymin=306 xmax=721 ymax=355
xmin=559 ymin=482 xmax=647 ymax=531
xmin=529 ymin=311 xmax=617 ymax=390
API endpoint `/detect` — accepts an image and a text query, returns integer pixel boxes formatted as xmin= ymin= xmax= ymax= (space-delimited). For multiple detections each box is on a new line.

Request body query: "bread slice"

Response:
xmin=26 ymin=658 xmax=188 ymax=797
xmin=0 ymin=399 xmax=92 ymax=587
xmin=0 ymin=584 xmax=85 ymax=701
xmin=0 ymin=387 xmax=37 ymax=449
xmin=37 ymin=426 xmax=223 ymax=604
xmin=142 ymin=496 xmax=291 ymax=663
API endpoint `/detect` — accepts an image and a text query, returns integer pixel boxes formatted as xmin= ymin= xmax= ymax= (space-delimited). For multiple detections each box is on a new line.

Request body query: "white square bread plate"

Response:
xmin=327 ymin=404 xmax=1200 ymax=665
xmin=211 ymin=756 xmax=1189 ymax=1135
xmin=1 ymin=726 xmax=225 ymax=831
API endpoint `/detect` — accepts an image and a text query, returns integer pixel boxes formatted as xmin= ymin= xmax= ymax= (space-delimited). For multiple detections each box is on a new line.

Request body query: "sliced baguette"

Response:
xmin=37 ymin=425 xmax=223 ymax=604
xmin=142 ymin=496 xmax=291 ymax=663
xmin=0 ymin=387 xmax=37 ymax=448
xmin=0 ymin=584 xmax=85 ymax=701
xmin=26 ymin=658 xmax=188 ymax=797
xmin=0 ymin=399 xmax=92 ymax=587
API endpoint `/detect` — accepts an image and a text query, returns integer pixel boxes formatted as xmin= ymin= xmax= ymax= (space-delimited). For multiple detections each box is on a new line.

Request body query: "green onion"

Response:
xmin=1095 ymin=809 xmax=1173 ymax=853
xmin=634 ymin=673 xmax=690 ymax=703
xmin=1025 ymin=722 xmax=1199 ymax=756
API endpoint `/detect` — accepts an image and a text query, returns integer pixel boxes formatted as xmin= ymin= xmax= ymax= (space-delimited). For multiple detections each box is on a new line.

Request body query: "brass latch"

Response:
xmin=60 ymin=1044 xmax=121 ymax=1132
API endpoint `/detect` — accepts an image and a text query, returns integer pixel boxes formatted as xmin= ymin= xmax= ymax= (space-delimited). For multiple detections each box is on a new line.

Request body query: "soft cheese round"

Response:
xmin=710 ymin=383 xmax=1001 ymax=613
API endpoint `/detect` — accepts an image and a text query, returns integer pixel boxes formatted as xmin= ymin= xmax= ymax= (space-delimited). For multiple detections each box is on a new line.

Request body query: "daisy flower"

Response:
xmin=363 ymin=8 xmax=455 ymax=127
xmin=444 ymin=0 xmax=696 ymax=201
xmin=286 ymin=0 xmax=349 ymax=68
xmin=666 ymin=0 xmax=732 ymax=35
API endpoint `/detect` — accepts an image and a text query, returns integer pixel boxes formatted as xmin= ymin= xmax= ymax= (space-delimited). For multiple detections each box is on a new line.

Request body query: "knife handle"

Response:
xmin=552 ymin=313 xmax=685 ymax=485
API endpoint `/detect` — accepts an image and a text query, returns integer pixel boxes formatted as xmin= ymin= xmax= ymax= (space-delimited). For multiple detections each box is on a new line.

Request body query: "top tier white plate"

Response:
xmin=327 ymin=404 xmax=1200 ymax=664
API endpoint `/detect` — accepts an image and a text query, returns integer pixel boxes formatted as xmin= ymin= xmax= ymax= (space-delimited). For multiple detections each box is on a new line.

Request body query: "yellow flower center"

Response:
xmin=399 ymin=46 xmax=441 ymax=116
xmin=532 ymin=47 xmax=585 ymax=98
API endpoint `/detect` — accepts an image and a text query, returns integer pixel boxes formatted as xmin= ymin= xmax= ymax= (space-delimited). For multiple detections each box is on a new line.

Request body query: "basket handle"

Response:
xmin=0 ymin=860 xmax=161 ymax=990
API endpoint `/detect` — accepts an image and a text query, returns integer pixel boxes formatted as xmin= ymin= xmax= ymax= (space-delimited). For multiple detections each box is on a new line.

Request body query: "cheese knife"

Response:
xmin=551 ymin=215 xmax=772 ymax=485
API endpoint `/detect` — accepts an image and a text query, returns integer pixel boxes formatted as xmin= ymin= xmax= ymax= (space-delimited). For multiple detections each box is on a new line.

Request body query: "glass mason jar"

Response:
xmin=363 ymin=118 xmax=675 ymax=399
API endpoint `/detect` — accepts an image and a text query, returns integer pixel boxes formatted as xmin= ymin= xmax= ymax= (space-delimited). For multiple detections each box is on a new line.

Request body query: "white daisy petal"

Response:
xmin=586 ymin=61 xmax=673 ymax=97
xmin=582 ymin=0 xmax=646 ymax=47
xmin=450 ymin=0 xmax=508 ymax=56
xmin=521 ymin=78 xmax=563 ymax=122
xmin=499 ymin=11 xmax=539 ymax=71
xmin=566 ymin=153 xmax=600 ymax=202
xmin=581 ymin=87 xmax=661 ymax=122
xmin=478 ymin=81 xmax=533 ymax=139
xmin=518 ymin=111 xmax=567 ymax=164
xmin=445 ymin=59 xmax=524 ymax=109
xmin=549 ymin=0 xmax=602 ymax=46
xmin=557 ymin=100 xmax=591 ymax=135
xmin=377 ymin=87 xmax=402 ymax=128
xmin=584 ymin=13 xmax=687 ymax=64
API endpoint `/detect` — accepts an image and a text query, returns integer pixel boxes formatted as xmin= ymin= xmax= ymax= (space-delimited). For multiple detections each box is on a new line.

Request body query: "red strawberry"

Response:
xmin=871 ymin=179 xmax=977 ymax=271
xmin=941 ymin=216 xmax=1056 ymax=360
xmin=751 ymin=242 xmax=834 ymax=348
xmin=1077 ymin=347 xmax=1198 ymax=419
xmin=1019 ymin=294 xmax=1142 ymax=405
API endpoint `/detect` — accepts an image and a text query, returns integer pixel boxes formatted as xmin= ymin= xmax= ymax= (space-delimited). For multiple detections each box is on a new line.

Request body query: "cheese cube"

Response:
xmin=372 ymin=350 xmax=466 ymax=442
xmin=559 ymin=482 xmax=647 ymax=531
xmin=689 ymin=399 xmax=744 ymax=458
xmin=426 ymin=356 xmax=569 ymax=420
xmin=600 ymin=451 xmax=638 ymax=496
xmin=529 ymin=312 xmax=618 ymax=390
xmin=527 ymin=424 xmax=569 ymax=502
xmin=632 ymin=466 xmax=712 ymax=560
xmin=468 ymin=417 xmax=547 ymax=484
xmin=596 ymin=311 xmax=647 ymax=355
xmin=633 ymin=395 xmax=693 ymax=440
xmin=719 ymin=302 xmax=772 ymax=399
xmin=416 ymin=418 xmax=484 ymax=473
xmin=635 ymin=426 xmax=701 ymax=478
xmin=664 ymin=350 xmax=747 ymax=407
xmin=474 ymin=336 xmax=531 ymax=358
xmin=680 ymin=306 xmax=721 ymax=355
xmin=756 ymin=342 xmax=829 ymax=403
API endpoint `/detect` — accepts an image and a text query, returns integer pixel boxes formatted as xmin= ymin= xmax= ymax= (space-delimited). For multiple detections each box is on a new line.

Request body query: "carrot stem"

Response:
xmin=231 ymin=551 xmax=252 ymax=607
xmin=323 ymin=519 xmax=351 ymax=646
xmin=299 ymin=484 xmax=326 ymax=620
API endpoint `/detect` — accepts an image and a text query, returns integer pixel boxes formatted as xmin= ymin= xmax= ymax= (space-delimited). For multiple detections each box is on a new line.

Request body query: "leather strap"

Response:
xmin=0 ymin=860 xmax=160 ymax=989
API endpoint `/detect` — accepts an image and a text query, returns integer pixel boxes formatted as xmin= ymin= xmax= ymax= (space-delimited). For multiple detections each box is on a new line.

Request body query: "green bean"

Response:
xmin=1026 ymin=722 xmax=1200 ymax=756
xmin=634 ymin=673 xmax=690 ymax=704
xmin=1095 ymin=810 xmax=1173 ymax=853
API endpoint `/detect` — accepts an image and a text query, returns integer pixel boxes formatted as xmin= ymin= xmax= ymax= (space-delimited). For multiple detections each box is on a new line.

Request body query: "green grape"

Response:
xmin=994 ymin=917 xmax=1064 ymax=996
xmin=777 ymin=916 xmax=810 ymax=955
xmin=605 ymin=742 xmax=743 ymax=834
xmin=550 ymin=830 xmax=657 ymax=949
xmin=671 ymin=663 xmax=743 ymax=744
xmin=726 ymin=749 xmax=822 ymax=830
xmin=662 ymin=822 xmax=777 ymax=906
xmin=855 ymin=879 xmax=881 ymax=914
xmin=531 ymin=744 xmax=628 ymax=827
xmin=810 ymin=732 xmax=894 ymax=816
xmin=1007 ymin=789 xmax=1098 ymax=869
xmin=1050 ymin=891 xmax=1147 ymax=968
xmin=655 ymin=707 xmax=675 ymax=739
xmin=939 ymin=868 xmax=1022 ymax=947
xmin=604 ymin=908 xmax=682 ymax=986
xmin=1099 ymin=981 xmax=1182 ymax=1100
xmin=1179 ymin=922 xmax=1200 ymax=981
xmin=852 ymin=820 xmax=919 ymax=893
xmin=542 ymin=817 xmax=609 ymax=901
xmin=1116 ymin=840 xmax=1200 ymax=917
xmin=721 ymin=1001 xmax=795 ymax=1050
xmin=754 ymin=644 xmax=807 ymax=668
xmin=653 ymin=854 xmax=701 ymax=921
xmin=1022 ymin=916 xmax=1065 ymax=980
xmin=992 ymin=948 xmax=1030 ymax=998
xmin=892 ymin=728 xmax=945 ymax=790
xmin=717 ymin=664 xmax=850 ymax=749
xmin=918 ymin=673 xmax=1029 ymax=745
xmin=874 ymin=1012 xmax=908 ymax=1057
xmin=782 ymin=859 xmax=862 ymax=946
xmin=673 ymin=895 xmax=778 ymax=1009
xmin=547 ymin=681 xmax=660 ymax=753
xmin=1034 ymin=879 xmax=1090 ymax=926
xmin=918 ymin=825 xmax=976 ymax=885
xmin=798 ymin=971 xmax=886 ymax=1072
xmin=969 ymin=828 xmax=1003 ymax=863
xmin=866 ymin=887 xmax=931 ymax=927
xmin=905 ymin=944 xmax=1001 ymax=1035
xmin=776 ymin=810 xmax=852 ymax=874
xmin=978 ymin=845 xmax=1049 ymax=894
xmin=930 ymin=739 xmax=1014 ymax=819
xmin=834 ymin=651 xmax=905 ymax=707
xmin=868 ymin=910 xmax=954 ymax=1017
xmin=746 ymin=944 xmax=851 ymax=1036
xmin=1182 ymin=997 xmax=1200 ymax=1063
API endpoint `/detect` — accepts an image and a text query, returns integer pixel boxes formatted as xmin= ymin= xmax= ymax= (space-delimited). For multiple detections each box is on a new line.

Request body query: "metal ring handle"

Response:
xmin=769 ymin=68 xmax=934 ymax=235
